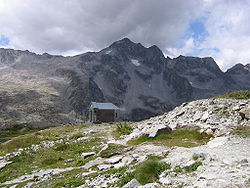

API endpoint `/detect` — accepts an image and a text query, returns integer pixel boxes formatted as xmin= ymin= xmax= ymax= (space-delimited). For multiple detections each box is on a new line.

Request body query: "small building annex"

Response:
xmin=89 ymin=102 xmax=119 ymax=123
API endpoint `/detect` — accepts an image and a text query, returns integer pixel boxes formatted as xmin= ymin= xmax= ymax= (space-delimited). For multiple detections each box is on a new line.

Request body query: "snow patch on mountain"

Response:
xmin=131 ymin=59 xmax=140 ymax=66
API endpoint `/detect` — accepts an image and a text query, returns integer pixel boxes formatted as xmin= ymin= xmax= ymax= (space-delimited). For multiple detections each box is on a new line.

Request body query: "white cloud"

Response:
xmin=173 ymin=0 xmax=250 ymax=71
xmin=1 ymin=0 xmax=250 ymax=71
xmin=0 ymin=0 xmax=203 ymax=55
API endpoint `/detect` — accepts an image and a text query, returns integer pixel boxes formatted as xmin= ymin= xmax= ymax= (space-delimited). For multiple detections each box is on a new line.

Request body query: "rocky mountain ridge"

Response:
xmin=0 ymin=38 xmax=250 ymax=128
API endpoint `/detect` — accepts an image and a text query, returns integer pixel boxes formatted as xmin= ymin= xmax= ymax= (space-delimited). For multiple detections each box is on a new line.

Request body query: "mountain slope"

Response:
xmin=226 ymin=63 xmax=250 ymax=90
xmin=0 ymin=38 xmax=249 ymax=128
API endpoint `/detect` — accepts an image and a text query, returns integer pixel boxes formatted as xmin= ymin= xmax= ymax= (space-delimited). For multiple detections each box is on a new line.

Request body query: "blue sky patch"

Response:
xmin=0 ymin=35 xmax=10 ymax=46
xmin=186 ymin=47 xmax=220 ymax=57
xmin=189 ymin=18 xmax=208 ymax=43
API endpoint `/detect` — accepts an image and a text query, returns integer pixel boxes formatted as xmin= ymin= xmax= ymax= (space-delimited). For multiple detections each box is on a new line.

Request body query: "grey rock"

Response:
xmin=64 ymin=158 xmax=74 ymax=163
xmin=97 ymin=164 xmax=112 ymax=170
xmin=81 ymin=152 xmax=96 ymax=159
xmin=239 ymin=106 xmax=250 ymax=120
xmin=122 ymin=179 xmax=140 ymax=188
xmin=205 ymin=128 xmax=214 ymax=135
xmin=0 ymin=160 xmax=12 ymax=170
xmin=159 ymin=177 xmax=171 ymax=185
xmin=106 ymin=156 xmax=123 ymax=164
xmin=148 ymin=125 xmax=172 ymax=138
xmin=241 ymin=159 xmax=248 ymax=163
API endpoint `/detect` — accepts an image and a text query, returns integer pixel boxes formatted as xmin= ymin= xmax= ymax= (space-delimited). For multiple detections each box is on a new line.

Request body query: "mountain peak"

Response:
xmin=226 ymin=63 xmax=250 ymax=74
xmin=110 ymin=38 xmax=135 ymax=47
xmin=109 ymin=37 xmax=148 ymax=50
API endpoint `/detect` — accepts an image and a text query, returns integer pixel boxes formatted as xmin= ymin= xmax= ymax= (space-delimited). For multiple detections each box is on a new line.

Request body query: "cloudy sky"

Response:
xmin=0 ymin=0 xmax=250 ymax=70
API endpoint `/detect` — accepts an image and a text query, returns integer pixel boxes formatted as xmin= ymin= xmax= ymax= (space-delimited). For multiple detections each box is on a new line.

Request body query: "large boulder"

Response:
xmin=148 ymin=125 xmax=172 ymax=138
xmin=239 ymin=106 xmax=250 ymax=120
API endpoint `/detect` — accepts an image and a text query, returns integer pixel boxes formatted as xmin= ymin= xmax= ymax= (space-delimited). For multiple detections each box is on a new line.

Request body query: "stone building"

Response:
xmin=89 ymin=102 xmax=119 ymax=122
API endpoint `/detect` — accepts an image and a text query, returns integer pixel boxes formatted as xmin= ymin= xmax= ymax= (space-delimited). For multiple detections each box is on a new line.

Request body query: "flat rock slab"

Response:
xmin=97 ymin=164 xmax=113 ymax=170
xmin=0 ymin=160 xmax=12 ymax=170
xmin=106 ymin=156 xmax=123 ymax=164
xmin=207 ymin=137 xmax=229 ymax=148
xmin=81 ymin=152 xmax=96 ymax=159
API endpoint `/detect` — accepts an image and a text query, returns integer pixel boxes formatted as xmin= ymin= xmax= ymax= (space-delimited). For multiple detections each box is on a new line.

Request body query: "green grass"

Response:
xmin=69 ymin=133 xmax=84 ymax=139
xmin=173 ymin=162 xmax=202 ymax=174
xmin=233 ymin=126 xmax=250 ymax=138
xmin=0 ymin=125 xmax=42 ymax=144
xmin=0 ymin=124 xmax=89 ymax=156
xmin=133 ymin=158 xmax=171 ymax=185
xmin=128 ymin=128 xmax=212 ymax=147
xmin=0 ymin=133 xmax=45 ymax=156
xmin=0 ymin=138 xmax=102 ymax=183
xmin=115 ymin=172 xmax=135 ymax=187
xmin=99 ymin=143 xmax=128 ymax=158
xmin=29 ymin=168 xmax=85 ymax=188
xmin=105 ymin=166 xmax=133 ymax=187
xmin=114 ymin=122 xmax=133 ymax=136
xmin=112 ymin=157 xmax=171 ymax=187
xmin=173 ymin=166 xmax=183 ymax=173
xmin=213 ymin=90 xmax=250 ymax=99
xmin=185 ymin=162 xmax=202 ymax=172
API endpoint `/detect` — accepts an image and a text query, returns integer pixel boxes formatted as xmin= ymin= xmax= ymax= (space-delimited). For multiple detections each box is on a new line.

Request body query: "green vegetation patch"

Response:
xmin=115 ymin=172 xmax=135 ymax=187
xmin=112 ymin=158 xmax=171 ymax=187
xmin=0 ymin=124 xmax=40 ymax=144
xmin=0 ymin=124 xmax=89 ymax=156
xmin=173 ymin=162 xmax=202 ymax=174
xmin=185 ymin=162 xmax=202 ymax=172
xmin=134 ymin=158 xmax=171 ymax=185
xmin=0 ymin=133 xmax=44 ymax=156
xmin=70 ymin=133 xmax=84 ymax=140
xmin=30 ymin=168 xmax=85 ymax=188
xmin=114 ymin=122 xmax=133 ymax=137
xmin=233 ymin=126 xmax=250 ymax=138
xmin=213 ymin=90 xmax=250 ymax=99
xmin=128 ymin=128 xmax=212 ymax=147
xmin=99 ymin=143 xmax=128 ymax=158
xmin=0 ymin=138 xmax=102 ymax=183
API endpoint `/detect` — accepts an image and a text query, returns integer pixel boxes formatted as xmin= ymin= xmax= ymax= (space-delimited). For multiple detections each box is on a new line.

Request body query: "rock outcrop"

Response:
xmin=126 ymin=99 xmax=250 ymax=141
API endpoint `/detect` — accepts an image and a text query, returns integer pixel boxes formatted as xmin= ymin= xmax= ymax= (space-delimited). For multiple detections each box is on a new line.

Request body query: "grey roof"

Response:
xmin=90 ymin=102 xmax=119 ymax=110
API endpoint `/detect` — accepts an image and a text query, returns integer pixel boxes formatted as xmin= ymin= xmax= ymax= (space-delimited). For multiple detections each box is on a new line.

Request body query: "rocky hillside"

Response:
xmin=0 ymin=38 xmax=250 ymax=129
xmin=0 ymin=98 xmax=249 ymax=187
xmin=124 ymin=98 xmax=250 ymax=141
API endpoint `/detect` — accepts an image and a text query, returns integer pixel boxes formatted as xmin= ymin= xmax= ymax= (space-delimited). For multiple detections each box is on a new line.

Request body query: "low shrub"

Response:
xmin=184 ymin=162 xmax=202 ymax=172
xmin=116 ymin=122 xmax=133 ymax=135
xmin=134 ymin=158 xmax=171 ymax=185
